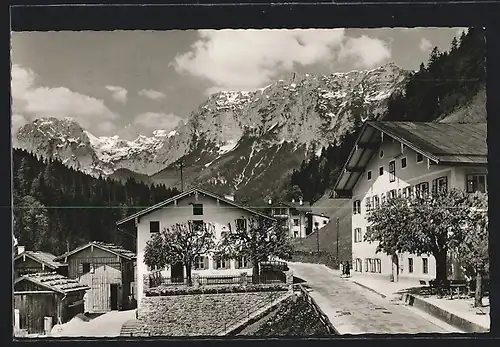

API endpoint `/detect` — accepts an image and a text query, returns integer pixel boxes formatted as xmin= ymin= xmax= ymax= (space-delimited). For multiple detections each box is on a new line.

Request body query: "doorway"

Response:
xmin=171 ymin=262 xmax=184 ymax=283
xmin=110 ymin=284 xmax=119 ymax=310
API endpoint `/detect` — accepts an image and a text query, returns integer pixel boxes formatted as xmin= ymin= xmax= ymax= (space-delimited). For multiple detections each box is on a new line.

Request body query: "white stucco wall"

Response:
xmin=135 ymin=193 xmax=260 ymax=306
xmin=351 ymin=137 xmax=487 ymax=282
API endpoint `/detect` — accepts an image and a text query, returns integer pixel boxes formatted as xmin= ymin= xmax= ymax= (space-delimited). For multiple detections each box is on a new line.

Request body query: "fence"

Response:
xmin=295 ymin=284 xmax=338 ymax=335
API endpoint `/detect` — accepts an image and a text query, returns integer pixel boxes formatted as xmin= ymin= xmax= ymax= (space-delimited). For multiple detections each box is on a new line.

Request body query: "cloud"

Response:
xmin=419 ymin=38 xmax=433 ymax=52
xmin=172 ymin=29 xmax=346 ymax=93
xmin=133 ymin=112 xmax=183 ymax=131
xmin=11 ymin=64 xmax=119 ymax=135
xmin=138 ymin=89 xmax=167 ymax=100
xmin=12 ymin=113 xmax=28 ymax=134
xmin=338 ymin=35 xmax=392 ymax=69
xmin=105 ymin=85 xmax=128 ymax=103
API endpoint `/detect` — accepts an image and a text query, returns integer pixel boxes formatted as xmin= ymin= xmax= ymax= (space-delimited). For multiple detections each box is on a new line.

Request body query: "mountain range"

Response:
xmin=13 ymin=62 xmax=410 ymax=201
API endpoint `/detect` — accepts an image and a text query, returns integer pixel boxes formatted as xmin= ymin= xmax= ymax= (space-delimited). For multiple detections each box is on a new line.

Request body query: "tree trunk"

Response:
xmin=252 ymin=261 xmax=260 ymax=284
xmin=434 ymin=250 xmax=449 ymax=288
xmin=474 ymin=269 xmax=483 ymax=307
xmin=185 ymin=262 xmax=192 ymax=286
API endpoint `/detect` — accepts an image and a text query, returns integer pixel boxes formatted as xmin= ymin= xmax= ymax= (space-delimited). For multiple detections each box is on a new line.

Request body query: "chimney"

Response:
xmin=224 ymin=194 xmax=235 ymax=202
xmin=17 ymin=245 xmax=25 ymax=255
xmin=299 ymin=198 xmax=303 ymax=206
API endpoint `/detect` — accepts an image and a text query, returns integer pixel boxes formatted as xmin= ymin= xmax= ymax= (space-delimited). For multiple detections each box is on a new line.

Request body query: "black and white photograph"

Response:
xmin=11 ymin=26 xmax=488 ymax=338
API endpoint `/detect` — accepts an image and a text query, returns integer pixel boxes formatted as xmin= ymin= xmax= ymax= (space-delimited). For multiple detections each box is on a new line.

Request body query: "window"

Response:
xmin=379 ymin=166 xmax=384 ymax=176
xmin=408 ymin=258 xmax=414 ymax=273
xmin=355 ymin=258 xmax=363 ymax=272
xmin=379 ymin=149 xmax=384 ymax=158
xmin=416 ymin=153 xmax=423 ymax=163
xmin=214 ymin=257 xmax=230 ymax=270
xmin=422 ymin=258 xmax=429 ymax=274
xmin=353 ymin=200 xmax=361 ymax=215
xmin=381 ymin=193 xmax=386 ymax=204
xmin=415 ymin=182 xmax=429 ymax=197
xmin=193 ymin=204 xmax=204 ymax=216
xmin=375 ymin=259 xmax=381 ymax=273
xmin=389 ymin=160 xmax=396 ymax=182
xmin=293 ymin=219 xmax=300 ymax=226
xmin=323 ymin=220 xmax=328 ymax=225
xmin=401 ymin=157 xmax=407 ymax=169
xmin=235 ymin=257 xmax=249 ymax=269
xmin=373 ymin=195 xmax=380 ymax=209
xmin=403 ymin=186 xmax=413 ymax=199
xmin=432 ymin=176 xmax=448 ymax=195
xmin=388 ymin=189 xmax=397 ymax=200
xmin=82 ymin=263 xmax=91 ymax=274
xmin=354 ymin=228 xmax=362 ymax=243
xmin=150 ymin=221 xmax=160 ymax=233
xmin=194 ymin=256 xmax=208 ymax=270
xmin=365 ymin=197 xmax=372 ymax=212
xmin=364 ymin=259 xmax=369 ymax=272
xmin=363 ymin=259 xmax=381 ymax=273
xmin=191 ymin=220 xmax=204 ymax=231
xmin=367 ymin=170 xmax=372 ymax=180
xmin=397 ymin=188 xmax=402 ymax=198
xmin=236 ymin=218 xmax=247 ymax=230
xmin=466 ymin=174 xmax=487 ymax=193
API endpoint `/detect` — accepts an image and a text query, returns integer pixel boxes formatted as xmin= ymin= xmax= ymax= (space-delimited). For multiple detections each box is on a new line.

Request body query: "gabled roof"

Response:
xmin=116 ymin=187 xmax=275 ymax=226
xmin=271 ymin=200 xmax=312 ymax=213
xmin=54 ymin=241 xmax=136 ymax=262
xmin=15 ymin=272 xmax=90 ymax=295
xmin=334 ymin=121 xmax=487 ymax=196
xmin=14 ymin=251 xmax=68 ymax=269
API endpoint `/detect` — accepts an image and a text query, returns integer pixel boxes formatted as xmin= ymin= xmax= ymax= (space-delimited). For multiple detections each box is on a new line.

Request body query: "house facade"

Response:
xmin=269 ymin=199 xmax=312 ymax=238
xmin=54 ymin=242 xmax=136 ymax=313
xmin=334 ymin=122 xmax=487 ymax=282
xmin=116 ymin=187 xmax=276 ymax=306
xmin=306 ymin=213 xmax=330 ymax=233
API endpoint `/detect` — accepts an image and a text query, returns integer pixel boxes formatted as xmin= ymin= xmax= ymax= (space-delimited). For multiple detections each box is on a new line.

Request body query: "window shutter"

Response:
xmin=364 ymin=259 xmax=368 ymax=272
xmin=203 ymin=256 xmax=209 ymax=270
xmin=213 ymin=258 xmax=218 ymax=270
xmin=442 ymin=176 xmax=448 ymax=193
xmin=225 ymin=259 xmax=231 ymax=269
xmin=432 ymin=179 xmax=437 ymax=195
xmin=234 ymin=258 xmax=240 ymax=269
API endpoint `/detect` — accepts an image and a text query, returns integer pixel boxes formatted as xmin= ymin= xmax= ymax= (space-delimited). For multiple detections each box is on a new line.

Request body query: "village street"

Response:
xmin=288 ymin=262 xmax=462 ymax=334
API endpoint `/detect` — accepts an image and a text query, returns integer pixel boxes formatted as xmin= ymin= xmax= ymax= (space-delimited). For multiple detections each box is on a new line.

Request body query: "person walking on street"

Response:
xmin=345 ymin=261 xmax=351 ymax=278
xmin=339 ymin=261 xmax=344 ymax=278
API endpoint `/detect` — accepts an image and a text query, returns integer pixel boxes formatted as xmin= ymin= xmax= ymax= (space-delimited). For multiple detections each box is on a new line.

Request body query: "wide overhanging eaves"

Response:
xmin=334 ymin=124 xmax=381 ymax=196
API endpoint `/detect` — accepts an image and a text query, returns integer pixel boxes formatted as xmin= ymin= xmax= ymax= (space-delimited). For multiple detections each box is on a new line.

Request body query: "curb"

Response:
xmin=402 ymin=293 xmax=489 ymax=333
xmin=351 ymin=280 xmax=387 ymax=299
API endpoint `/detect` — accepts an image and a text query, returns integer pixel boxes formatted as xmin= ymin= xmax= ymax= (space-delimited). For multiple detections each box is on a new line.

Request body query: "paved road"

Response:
xmin=51 ymin=310 xmax=136 ymax=337
xmin=288 ymin=262 xmax=456 ymax=334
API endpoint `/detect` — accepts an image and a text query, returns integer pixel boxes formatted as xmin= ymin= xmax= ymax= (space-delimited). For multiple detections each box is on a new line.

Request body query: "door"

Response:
xmin=171 ymin=262 xmax=184 ymax=283
xmin=110 ymin=284 xmax=119 ymax=311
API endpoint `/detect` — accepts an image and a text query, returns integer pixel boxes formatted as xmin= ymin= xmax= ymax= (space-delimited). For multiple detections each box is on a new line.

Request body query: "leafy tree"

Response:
xmin=143 ymin=221 xmax=216 ymax=285
xmin=453 ymin=192 xmax=488 ymax=307
xmin=217 ymin=216 xmax=293 ymax=279
xmin=365 ymin=189 xmax=469 ymax=286
xmin=15 ymin=195 xmax=50 ymax=251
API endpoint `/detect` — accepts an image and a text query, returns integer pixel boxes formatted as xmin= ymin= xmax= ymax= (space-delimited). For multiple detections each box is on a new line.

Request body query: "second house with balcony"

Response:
xmin=333 ymin=121 xmax=487 ymax=282
xmin=268 ymin=198 xmax=313 ymax=238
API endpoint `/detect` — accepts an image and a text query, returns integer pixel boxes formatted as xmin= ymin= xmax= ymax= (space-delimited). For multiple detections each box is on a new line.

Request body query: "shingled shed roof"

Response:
xmin=334 ymin=121 xmax=487 ymax=197
xmin=14 ymin=250 xmax=68 ymax=269
xmin=15 ymin=272 xmax=90 ymax=295
xmin=54 ymin=241 xmax=136 ymax=262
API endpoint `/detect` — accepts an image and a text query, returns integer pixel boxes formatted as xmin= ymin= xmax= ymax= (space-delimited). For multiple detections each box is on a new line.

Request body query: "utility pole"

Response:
xmin=178 ymin=160 xmax=185 ymax=192
xmin=336 ymin=217 xmax=340 ymax=267
xmin=315 ymin=222 xmax=320 ymax=255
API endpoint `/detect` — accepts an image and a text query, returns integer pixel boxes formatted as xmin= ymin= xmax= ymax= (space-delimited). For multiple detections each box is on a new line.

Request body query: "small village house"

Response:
xmin=14 ymin=272 xmax=89 ymax=335
xmin=268 ymin=198 xmax=313 ymax=238
xmin=53 ymin=241 xmax=136 ymax=313
xmin=116 ymin=187 xmax=276 ymax=307
xmin=306 ymin=212 xmax=331 ymax=234
xmin=333 ymin=121 xmax=487 ymax=282
xmin=14 ymin=247 xmax=68 ymax=280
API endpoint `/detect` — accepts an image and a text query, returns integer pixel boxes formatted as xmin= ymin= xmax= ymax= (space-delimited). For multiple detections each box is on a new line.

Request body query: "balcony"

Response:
xmin=272 ymin=214 xmax=289 ymax=219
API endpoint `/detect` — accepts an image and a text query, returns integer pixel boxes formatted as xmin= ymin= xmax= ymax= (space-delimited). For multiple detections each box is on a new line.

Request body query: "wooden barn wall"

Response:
xmin=14 ymin=257 xmax=47 ymax=279
xmin=66 ymin=247 xmax=122 ymax=279
xmin=80 ymin=264 xmax=122 ymax=313
xmin=14 ymin=291 xmax=59 ymax=335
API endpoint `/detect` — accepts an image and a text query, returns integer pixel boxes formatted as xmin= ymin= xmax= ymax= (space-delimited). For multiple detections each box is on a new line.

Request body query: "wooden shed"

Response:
xmin=14 ymin=272 xmax=89 ymax=335
xmin=54 ymin=241 xmax=136 ymax=313
xmin=14 ymin=250 xmax=68 ymax=280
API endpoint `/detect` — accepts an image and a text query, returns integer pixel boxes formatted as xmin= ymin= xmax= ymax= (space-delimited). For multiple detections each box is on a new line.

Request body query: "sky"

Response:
xmin=11 ymin=28 xmax=466 ymax=140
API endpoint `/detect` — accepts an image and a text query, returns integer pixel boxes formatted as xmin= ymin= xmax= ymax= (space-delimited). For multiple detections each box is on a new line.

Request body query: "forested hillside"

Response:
xmin=285 ymin=27 xmax=486 ymax=203
xmin=12 ymin=149 xmax=179 ymax=255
